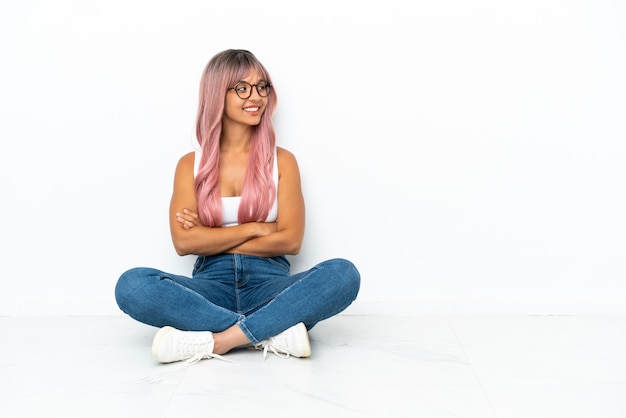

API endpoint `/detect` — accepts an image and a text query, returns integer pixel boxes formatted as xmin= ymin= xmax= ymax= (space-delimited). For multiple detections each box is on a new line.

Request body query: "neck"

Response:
xmin=221 ymin=120 xmax=253 ymax=152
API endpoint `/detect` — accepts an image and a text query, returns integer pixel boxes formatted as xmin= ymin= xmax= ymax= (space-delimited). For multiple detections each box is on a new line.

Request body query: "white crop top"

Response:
xmin=194 ymin=149 xmax=279 ymax=226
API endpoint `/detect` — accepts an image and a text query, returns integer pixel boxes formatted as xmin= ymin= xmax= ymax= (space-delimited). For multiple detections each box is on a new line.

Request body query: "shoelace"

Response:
xmin=255 ymin=337 xmax=291 ymax=360
xmin=185 ymin=351 xmax=233 ymax=366
xmin=173 ymin=337 xmax=234 ymax=366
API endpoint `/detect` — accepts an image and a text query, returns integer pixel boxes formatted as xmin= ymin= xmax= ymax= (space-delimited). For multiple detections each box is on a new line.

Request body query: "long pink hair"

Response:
xmin=194 ymin=49 xmax=277 ymax=227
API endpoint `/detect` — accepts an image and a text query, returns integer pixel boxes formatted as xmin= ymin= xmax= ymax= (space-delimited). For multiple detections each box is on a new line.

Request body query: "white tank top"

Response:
xmin=194 ymin=149 xmax=279 ymax=226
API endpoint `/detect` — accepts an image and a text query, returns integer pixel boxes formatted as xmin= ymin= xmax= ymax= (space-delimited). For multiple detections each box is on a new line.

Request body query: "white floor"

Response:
xmin=1 ymin=315 xmax=625 ymax=418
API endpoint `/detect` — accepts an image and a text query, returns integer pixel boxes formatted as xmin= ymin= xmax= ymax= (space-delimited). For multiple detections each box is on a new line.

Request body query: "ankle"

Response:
xmin=211 ymin=335 xmax=231 ymax=355
xmin=213 ymin=325 xmax=252 ymax=355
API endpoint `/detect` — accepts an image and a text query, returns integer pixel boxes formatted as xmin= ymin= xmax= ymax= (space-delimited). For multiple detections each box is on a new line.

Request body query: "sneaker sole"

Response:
xmin=294 ymin=322 xmax=312 ymax=358
xmin=151 ymin=326 xmax=175 ymax=362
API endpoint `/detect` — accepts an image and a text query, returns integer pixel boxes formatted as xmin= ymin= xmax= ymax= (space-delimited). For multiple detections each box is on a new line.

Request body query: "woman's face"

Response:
xmin=223 ymin=69 xmax=269 ymax=127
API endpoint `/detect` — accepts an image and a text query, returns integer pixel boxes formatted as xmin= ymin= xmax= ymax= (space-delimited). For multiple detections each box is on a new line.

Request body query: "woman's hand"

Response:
xmin=176 ymin=209 xmax=202 ymax=230
xmin=176 ymin=209 xmax=277 ymax=235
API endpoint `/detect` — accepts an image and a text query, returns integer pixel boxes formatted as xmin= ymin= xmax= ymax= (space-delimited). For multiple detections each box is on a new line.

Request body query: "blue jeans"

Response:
xmin=115 ymin=255 xmax=360 ymax=344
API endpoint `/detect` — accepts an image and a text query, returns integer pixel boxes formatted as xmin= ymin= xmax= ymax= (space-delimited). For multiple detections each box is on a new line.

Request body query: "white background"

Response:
xmin=1 ymin=0 xmax=624 ymax=316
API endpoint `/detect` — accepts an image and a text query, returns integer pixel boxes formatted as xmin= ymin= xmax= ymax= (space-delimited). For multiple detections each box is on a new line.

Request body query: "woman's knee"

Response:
xmin=324 ymin=258 xmax=361 ymax=297
xmin=114 ymin=267 xmax=155 ymax=309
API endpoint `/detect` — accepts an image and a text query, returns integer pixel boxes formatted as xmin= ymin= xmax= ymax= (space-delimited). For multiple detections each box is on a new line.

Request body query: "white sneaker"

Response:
xmin=151 ymin=326 xmax=228 ymax=365
xmin=254 ymin=322 xmax=311 ymax=360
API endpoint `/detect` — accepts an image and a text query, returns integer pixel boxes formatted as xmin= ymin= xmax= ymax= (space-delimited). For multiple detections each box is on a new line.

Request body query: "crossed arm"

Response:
xmin=168 ymin=147 xmax=305 ymax=258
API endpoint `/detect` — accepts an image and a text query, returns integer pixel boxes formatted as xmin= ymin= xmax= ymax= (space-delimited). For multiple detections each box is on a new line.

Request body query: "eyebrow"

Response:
xmin=237 ymin=78 xmax=268 ymax=84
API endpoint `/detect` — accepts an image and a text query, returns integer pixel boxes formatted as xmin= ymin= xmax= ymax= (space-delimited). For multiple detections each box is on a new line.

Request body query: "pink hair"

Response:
xmin=194 ymin=49 xmax=277 ymax=227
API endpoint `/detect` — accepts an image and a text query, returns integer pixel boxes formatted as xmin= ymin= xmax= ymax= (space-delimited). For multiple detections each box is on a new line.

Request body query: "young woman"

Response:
xmin=115 ymin=49 xmax=360 ymax=364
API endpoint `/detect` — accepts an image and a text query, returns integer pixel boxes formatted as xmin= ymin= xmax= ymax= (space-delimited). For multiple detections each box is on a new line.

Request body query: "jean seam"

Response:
xmin=237 ymin=319 xmax=258 ymax=345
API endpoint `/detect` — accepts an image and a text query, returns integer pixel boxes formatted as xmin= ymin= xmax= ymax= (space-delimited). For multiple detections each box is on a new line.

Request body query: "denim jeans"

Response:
xmin=115 ymin=255 xmax=360 ymax=344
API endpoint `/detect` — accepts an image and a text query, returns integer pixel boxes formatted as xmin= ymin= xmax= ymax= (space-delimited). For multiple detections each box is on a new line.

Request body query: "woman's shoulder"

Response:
xmin=276 ymin=146 xmax=297 ymax=163
xmin=276 ymin=146 xmax=300 ymax=177
xmin=178 ymin=151 xmax=195 ymax=164
xmin=175 ymin=151 xmax=196 ymax=172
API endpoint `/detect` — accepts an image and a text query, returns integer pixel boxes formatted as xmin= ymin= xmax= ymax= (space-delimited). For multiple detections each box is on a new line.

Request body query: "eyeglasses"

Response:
xmin=229 ymin=81 xmax=272 ymax=99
